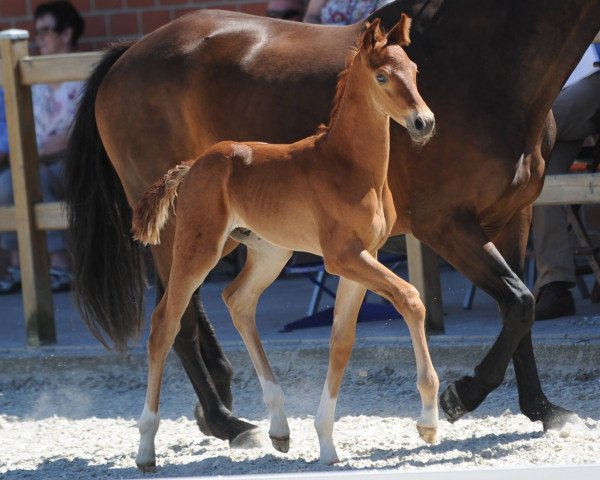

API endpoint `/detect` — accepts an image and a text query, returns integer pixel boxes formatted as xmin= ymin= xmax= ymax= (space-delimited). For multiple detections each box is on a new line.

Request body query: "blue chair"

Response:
xmin=280 ymin=251 xmax=405 ymax=332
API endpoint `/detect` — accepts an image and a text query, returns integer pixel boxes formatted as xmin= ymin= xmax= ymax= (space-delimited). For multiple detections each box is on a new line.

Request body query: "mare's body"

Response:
xmin=65 ymin=0 xmax=600 ymax=448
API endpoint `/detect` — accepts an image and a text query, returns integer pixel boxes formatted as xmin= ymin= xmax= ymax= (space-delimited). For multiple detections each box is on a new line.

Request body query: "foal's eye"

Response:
xmin=376 ymin=73 xmax=388 ymax=84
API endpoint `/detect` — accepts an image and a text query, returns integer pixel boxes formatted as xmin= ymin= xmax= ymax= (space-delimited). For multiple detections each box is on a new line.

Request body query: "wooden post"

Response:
xmin=406 ymin=234 xmax=445 ymax=334
xmin=0 ymin=30 xmax=56 ymax=346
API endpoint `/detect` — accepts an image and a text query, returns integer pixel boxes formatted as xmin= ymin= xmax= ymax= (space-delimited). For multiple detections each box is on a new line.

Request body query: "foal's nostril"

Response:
xmin=414 ymin=117 xmax=425 ymax=131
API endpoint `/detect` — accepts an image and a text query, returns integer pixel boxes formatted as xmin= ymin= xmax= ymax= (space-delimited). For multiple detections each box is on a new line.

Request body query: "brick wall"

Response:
xmin=0 ymin=0 xmax=271 ymax=51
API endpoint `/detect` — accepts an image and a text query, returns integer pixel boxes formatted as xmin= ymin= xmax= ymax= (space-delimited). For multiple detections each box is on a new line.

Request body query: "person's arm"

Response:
xmin=303 ymin=0 xmax=325 ymax=23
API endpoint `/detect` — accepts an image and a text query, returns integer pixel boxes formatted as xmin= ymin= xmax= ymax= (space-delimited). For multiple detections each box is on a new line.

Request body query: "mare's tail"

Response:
xmin=132 ymin=161 xmax=194 ymax=246
xmin=64 ymin=42 xmax=143 ymax=352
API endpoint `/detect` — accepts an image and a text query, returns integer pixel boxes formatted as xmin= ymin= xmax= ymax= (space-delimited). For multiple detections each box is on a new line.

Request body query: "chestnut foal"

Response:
xmin=132 ymin=16 xmax=437 ymax=469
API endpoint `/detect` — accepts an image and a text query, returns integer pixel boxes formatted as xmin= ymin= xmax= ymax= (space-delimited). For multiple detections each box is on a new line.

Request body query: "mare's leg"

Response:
xmin=314 ymin=276 xmax=366 ymax=465
xmin=419 ymin=215 xmax=536 ymax=423
xmin=222 ymin=236 xmax=293 ymax=452
xmin=495 ymin=208 xmax=578 ymax=429
xmin=322 ymin=248 xmax=439 ymax=461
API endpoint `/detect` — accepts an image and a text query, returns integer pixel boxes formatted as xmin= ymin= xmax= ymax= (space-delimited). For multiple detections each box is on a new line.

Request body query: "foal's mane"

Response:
xmin=317 ymin=43 xmax=360 ymax=135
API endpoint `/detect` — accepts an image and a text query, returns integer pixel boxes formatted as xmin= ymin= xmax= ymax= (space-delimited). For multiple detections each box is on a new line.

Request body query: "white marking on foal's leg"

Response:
xmin=136 ymin=403 xmax=160 ymax=471
xmin=416 ymin=369 xmax=440 ymax=445
xmin=259 ymin=376 xmax=290 ymax=450
xmin=314 ymin=382 xmax=339 ymax=465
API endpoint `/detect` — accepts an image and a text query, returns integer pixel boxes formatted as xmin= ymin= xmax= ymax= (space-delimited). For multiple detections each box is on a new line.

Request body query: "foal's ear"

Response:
xmin=388 ymin=13 xmax=412 ymax=47
xmin=362 ymin=18 xmax=384 ymax=50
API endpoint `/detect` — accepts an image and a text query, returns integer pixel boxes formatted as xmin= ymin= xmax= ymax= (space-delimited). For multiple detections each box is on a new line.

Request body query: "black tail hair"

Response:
xmin=64 ymin=41 xmax=144 ymax=352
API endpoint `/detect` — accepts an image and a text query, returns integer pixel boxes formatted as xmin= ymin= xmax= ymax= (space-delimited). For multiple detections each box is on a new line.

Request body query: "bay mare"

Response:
xmin=131 ymin=18 xmax=437 ymax=469
xmin=65 ymin=0 xmax=600 ymax=453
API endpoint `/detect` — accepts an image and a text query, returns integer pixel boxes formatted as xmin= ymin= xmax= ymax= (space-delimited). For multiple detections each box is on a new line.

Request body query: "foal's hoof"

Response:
xmin=270 ymin=434 xmax=290 ymax=453
xmin=417 ymin=424 xmax=437 ymax=444
xmin=440 ymin=383 xmax=469 ymax=423
xmin=230 ymin=427 xmax=269 ymax=449
xmin=136 ymin=462 xmax=157 ymax=473
xmin=193 ymin=403 xmax=213 ymax=437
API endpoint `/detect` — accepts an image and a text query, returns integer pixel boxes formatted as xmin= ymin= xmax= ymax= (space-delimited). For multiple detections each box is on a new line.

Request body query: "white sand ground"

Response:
xmin=0 ymin=347 xmax=599 ymax=479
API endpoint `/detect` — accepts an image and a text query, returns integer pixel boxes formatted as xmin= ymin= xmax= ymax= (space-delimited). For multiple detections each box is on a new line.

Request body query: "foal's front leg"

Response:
xmin=222 ymin=239 xmax=293 ymax=453
xmin=324 ymin=249 xmax=439 ymax=447
xmin=314 ymin=276 xmax=366 ymax=465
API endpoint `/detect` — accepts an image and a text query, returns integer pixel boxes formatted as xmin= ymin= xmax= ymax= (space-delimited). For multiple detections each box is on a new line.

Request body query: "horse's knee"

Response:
xmin=222 ymin=280 xmax=254 ymax=316
xmin=395 ymin=285 xmax=425 ymax=324
xmin=501 ymin=286 xmax=534 ymax=333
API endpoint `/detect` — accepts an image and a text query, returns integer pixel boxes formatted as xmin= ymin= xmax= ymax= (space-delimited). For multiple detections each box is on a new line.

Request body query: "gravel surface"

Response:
xmin=0 ymin=347 xmax=599 ymax=479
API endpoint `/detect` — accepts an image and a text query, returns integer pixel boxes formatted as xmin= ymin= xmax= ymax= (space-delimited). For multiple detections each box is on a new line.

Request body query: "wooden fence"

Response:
xmin=0 ymin=27 xmax=598 ymax=347
xmin=0 ymin=29 xmax=101 ymax=346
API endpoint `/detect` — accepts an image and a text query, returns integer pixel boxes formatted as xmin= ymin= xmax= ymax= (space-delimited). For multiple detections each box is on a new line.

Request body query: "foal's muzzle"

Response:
xmin=408 ymin=111 xmax=435 ymax=145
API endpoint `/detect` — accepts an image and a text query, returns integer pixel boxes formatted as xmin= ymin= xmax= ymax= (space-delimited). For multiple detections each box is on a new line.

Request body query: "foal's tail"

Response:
xmin=64 ymin=41 xmax=143 ymax=352
xmin=132 ymin=161 xmax=194 ymax=246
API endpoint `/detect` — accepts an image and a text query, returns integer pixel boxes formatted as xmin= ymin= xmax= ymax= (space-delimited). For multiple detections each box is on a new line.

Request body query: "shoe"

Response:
xmin=49 ymin=268 xmax=72 ymax=292
xmin=0 ymin=267 xmax=21 ymax=294
xmin=535 ymin=281 xmax=575 ymax=321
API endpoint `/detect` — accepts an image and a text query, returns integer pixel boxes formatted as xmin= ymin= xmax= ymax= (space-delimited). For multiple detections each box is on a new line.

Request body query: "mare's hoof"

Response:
xmin=270 ymin=434 xmax=290 ymax=453
xmin=542 ymin=406 xmax=582 ymax=432
xmin=136 ymin=462 xmax=157 ymax=473
xmin=417 ymin=424 xmax=437 ymax=444
xmin=230 ymin=427 xmax=269 ymax=449
xmin=193 ymin=403 xmax=213 ymax=437
xmin=440 ymin=383 xmax=469 ymax=423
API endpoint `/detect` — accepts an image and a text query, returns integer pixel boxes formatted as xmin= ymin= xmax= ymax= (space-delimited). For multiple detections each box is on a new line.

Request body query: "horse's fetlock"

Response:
xmin=417 ymin=370 xmax=440 ymax=394
xmin=262 ymin=382 xmax=285 ymax=410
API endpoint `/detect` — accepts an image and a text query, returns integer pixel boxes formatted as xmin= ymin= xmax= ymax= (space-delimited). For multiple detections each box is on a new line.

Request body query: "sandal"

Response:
xmin=50 ymin=268 xmax=72 ymax=292
xmin=0 ymin=267 xmax=21 ymax=294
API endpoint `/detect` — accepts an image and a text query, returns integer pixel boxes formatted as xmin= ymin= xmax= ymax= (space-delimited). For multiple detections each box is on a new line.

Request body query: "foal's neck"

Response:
xmin=323 ymin=58 xmax=390 ymax=186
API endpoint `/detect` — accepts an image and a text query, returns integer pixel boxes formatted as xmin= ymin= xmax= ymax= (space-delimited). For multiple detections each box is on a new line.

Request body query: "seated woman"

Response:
xmin=0 ymin=0 xmax=85 ymax=293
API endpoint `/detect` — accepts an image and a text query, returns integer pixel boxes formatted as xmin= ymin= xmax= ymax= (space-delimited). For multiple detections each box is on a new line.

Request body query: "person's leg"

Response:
xmin=532 ymin=72 xmax=600 ymax=319
xmin=0 ymin=168 xmax=20 ymax=292
xmin=40 ymin=161 xmax=71 ymax=289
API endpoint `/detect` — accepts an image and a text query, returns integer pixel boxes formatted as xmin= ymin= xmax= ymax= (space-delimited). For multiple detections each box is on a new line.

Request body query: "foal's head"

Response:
xmin=357 ymin=15 xmax=435 ymax=144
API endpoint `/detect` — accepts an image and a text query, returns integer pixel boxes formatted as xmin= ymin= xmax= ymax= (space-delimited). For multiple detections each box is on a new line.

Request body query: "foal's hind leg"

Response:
xmin=222 ymin=236 xmax=293 ymax=452
xmin=324 ymin=248 xmax=439 ymax=447
xmin=152 ymin=240 xmax=258 ymax=445
xmin=137 ymin=221 xmax=251 ymax=470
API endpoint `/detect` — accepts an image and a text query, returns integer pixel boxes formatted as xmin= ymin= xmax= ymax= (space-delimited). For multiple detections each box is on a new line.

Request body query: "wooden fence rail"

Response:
xmin=0 ymin=27 xmax=598 ymax=347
